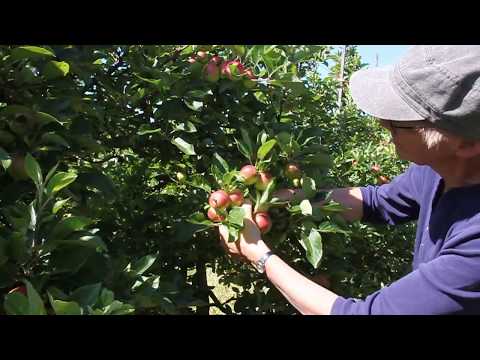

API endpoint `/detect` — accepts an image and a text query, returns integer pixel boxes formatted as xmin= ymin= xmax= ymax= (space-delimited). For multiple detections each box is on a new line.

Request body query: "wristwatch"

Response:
xmin=252 ymin=251 xmax=274 ymax=274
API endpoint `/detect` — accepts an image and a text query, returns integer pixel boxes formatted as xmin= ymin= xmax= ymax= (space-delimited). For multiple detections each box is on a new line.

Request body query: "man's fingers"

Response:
xmin=241 ymin=199 xmax=253 ymax=220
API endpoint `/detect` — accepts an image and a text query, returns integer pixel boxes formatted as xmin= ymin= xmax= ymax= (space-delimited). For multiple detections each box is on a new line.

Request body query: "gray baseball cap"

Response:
xmin=349 ymin=45 xmax=480 ymax=140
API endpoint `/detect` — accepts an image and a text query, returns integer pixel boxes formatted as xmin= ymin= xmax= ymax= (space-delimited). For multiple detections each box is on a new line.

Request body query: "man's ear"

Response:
xmin=456 ymin=140 xmax=480 ymax=158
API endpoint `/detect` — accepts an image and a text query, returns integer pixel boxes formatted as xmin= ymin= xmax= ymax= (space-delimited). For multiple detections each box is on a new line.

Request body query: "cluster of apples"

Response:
xmin=206 ymin=164 xmax=274 ymax=234
xmin=206 ymin=163 xmax=303 ymax=234
xmin=188 ymin=51 xmax=256 ymax=86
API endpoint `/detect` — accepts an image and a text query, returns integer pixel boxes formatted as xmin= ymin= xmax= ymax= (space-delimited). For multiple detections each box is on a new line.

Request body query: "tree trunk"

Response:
xmin=194 ymin=260 xmax=210 ymax=315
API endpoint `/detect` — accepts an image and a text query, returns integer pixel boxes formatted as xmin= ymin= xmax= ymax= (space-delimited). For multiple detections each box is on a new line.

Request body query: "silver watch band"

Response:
xmin=253 ymin=251 xmax=274 ymax=273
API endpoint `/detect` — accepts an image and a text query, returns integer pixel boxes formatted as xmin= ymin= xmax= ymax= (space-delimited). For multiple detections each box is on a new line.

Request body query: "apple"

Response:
xmin=255 ymin=171 xmax=273 ymax=191
xmin=242 ymin=68 xmax=257 ymax=89
xmin=285 ymin=163 xmax=301 ymax=180
xmin=204 ymin=61 xmax=220 ymax=83
xmin=208 ymin=190 xmax=231 ymax=209
xmin=7 ymin=153 xmax=29 ymax=181
xmin=254 ymin=212 xmax=272 ymax=234
xmin=221 ymin=60 xmax=245 ymax=80
xmin=240 ymin=165 xmax=257 ymax=185
xmin=229 ymin=189 xmax=244 ymax=206
xmin=207 ymin=207 xmax=225 ymax=222
xmin=371 ymin=164 xmax=381 ymax=173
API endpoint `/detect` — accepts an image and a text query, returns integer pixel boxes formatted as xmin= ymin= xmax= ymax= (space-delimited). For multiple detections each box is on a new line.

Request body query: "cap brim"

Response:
xmin=350 ymin=66 xmax=425 ymax=121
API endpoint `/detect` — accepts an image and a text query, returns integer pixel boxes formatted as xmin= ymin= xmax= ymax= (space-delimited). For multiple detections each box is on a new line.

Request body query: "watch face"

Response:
xmin=252 ymin=262 xmax=264 ymax=273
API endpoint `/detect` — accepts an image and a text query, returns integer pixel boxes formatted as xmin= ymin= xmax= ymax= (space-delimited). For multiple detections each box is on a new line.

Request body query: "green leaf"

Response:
xmin=300 ymin=199 xmax=313 ymax=216
xmin=77 ymin=171 xmax=117 ymax=199
xmin=301 ymin=228 xmax=323 ymax=269
xmin=44 ymin=162 xmax=59 ymax=185
xmin=227 ymin=207 xmax=245 ymax=227
xmin=43 ymin=61 xmax=70 ymax=80
xmin=234 ymin=138 xmax=252 ymax=161
xmin=301 ymin=177 xmax=317 ymax=199
xmin=227 ymin=225 xmax=239 ymax=243
xmin=35 ymin=112 xmax=62 ymax=127
xmin=302 ymin=153 xmax=332 ymax=168
xmin=25 ymin=280 xmax=47 ymax=315
xmin=52 ymin=198 xmax=70 ymax=214
xmin=103 ymin=300 xmax=135 ymax=315
xmin=39 ymin=133 xmax=69 ymax=148
xmin=70 ymin=283 xmax=102 ymax=307
xmin=174 ymin=121 xmax=197 ymax=133
xmin=240 ymin=128 xmax=254 ymax=156
xmin=172 ymin=137 xmax=195 ymax=155
xmin=0 ymin=147 xmax=11 ymax=170
xmin=4 ymin=292 xmax=30 ymax=315
xmin=137 ymin=126 xmax=163 ymax=135
xmin=52 ymin=216 xmax=93 ymax=239
xmin=59 ymin=235 xmax=108 ymax=252
xmin=257 ymin=139 xmax=277 ymax=160
xmin=11 ymin=46 xmax=55 ymax=61
xmin=28 ymin=201 xmax=36 ymax=231
xmin=270 ymin=80 xmax=308 ymax=96
xmin=320 ymin=201 xmax=347 ymax=213
xmin=0 ymin=130 xmax=16 ymax=145
xmin=317 ymin=221 xmax=350 ymax=235
xmin=99 ymin=288 xmax=115 ymax=306
xmin=213 ymin=152 xmax=229 ymax=173
xmin=130 ymin=254 xmax=157 ymax=276
xmin=50 ymin=299 xmax=83 ymax=315
xmin=187 ymin=212 xmax=215 ymax=227
xmin=46 ymin=172 xmax=77 ymax=195
xmin=259 ymin=179 xmax=276 ymax=208
xmin=24 ymin=153 xmax=42 ymax=188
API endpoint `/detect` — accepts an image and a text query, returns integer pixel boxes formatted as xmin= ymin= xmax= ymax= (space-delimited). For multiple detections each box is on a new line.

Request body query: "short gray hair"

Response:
xmin=417 ymin=127 xmax=447 ymax=149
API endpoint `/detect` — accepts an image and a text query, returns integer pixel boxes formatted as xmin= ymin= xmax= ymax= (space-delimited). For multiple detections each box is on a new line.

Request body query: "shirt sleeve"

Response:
xmin=360 ymin=164 xmax=422 ymax=225
xmin=330 ymin=223 xmax=480 ymax=315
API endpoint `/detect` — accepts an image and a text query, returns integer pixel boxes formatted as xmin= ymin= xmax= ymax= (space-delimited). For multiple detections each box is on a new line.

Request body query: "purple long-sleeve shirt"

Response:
xmin=331 ymin=164 xmax=480 ymax=315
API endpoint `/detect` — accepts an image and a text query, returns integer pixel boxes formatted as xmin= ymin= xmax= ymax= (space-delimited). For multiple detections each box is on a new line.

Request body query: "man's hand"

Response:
xmin=218 ymin=200 xmax=271 ymax=264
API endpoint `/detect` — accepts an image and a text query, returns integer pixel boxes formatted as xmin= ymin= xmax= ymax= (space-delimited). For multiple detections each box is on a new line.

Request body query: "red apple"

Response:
xmin=204 ymin=61 xmax=220 ymax=83
xmin=285 ymin=163 xmax=301 ymax=180
xmin=255 ymin=171 xmax=273 ymax=191
xmin=221 ymin=60 xmax=245 ymax=80
xmin=240 ymin=165 xmax=257 ymax=185
xmin=207 ymin=207 xmax=225 ymax=222
xmin=254 ymin=212 xmax=272 ymax=234
xmin=229 ymin=189 xmax=244 ymax=206
xmin=208 ymin=190 xmax=231 ymax=209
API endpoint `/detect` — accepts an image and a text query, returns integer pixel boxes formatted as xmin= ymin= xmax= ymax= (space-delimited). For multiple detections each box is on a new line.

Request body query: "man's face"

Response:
xmin=378 ymin=119 xmax=453 ymax=165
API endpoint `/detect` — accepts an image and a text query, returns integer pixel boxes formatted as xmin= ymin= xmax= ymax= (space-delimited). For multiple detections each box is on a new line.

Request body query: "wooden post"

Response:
xmin=336 ymin=45 xmax=348 ymax=111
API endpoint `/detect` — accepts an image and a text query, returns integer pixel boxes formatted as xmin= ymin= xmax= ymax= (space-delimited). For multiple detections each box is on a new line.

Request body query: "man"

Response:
xmin=218 ymin=45 xmax=480 ymax=315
